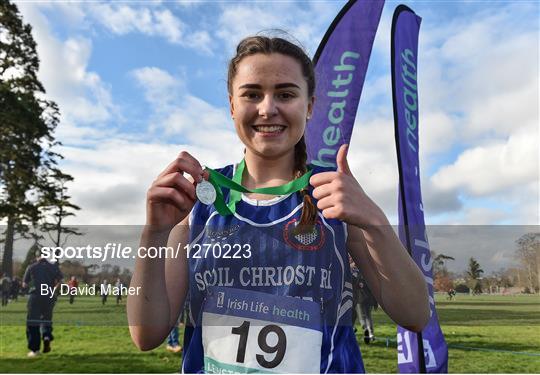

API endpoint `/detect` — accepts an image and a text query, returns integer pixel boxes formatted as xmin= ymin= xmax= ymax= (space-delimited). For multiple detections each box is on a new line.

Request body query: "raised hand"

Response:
xmin=146 ymin=151 xmax=205 ymax=230
xmin=310 ymin=144 xmax=387 ymax=228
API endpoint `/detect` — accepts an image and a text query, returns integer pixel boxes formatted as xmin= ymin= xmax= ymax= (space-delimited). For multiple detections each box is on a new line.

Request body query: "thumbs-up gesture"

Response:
xmin=310 ymin=144 xmax=385 ymax=228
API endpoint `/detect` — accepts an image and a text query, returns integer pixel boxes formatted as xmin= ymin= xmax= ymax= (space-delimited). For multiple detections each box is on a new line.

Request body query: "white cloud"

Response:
xmin=85 ymin=3 xmax=214 ymax=53
xmin=162 ymin=96 xmax=228 ymax=134
xmin=347 ymin=116 xmax=399 ymax=220
xmin=154 ymin=8 xmax=183 ymax=43
xmin=184 ymin=30 xmax=213 ymax=55
xmin=17 ymin=4 xmax=116 ymax=128
xmin=419 ymin=5 xmax=538 ymax=141
xmin=87 ymin=4 xmax=159 ymax=37
xmin=410 ymin=3 xmax=538 ymax=224
xmin=175 ymin=1 xmax=205 ymax=8
xmin=13 ymin=1 xmax=538 ymax=229
xmin=419 ymin=111 xmax=457 ymax=157
xmin=26 ymin=2 xmax=215 ymax=54
xmin=216 ymin=2 xmax=336 ymax=56
xmin=461 ymin=207 xmax=509 ymax=226
xmin=131 ymin=66 xmax=243 ymax=162
xmin=60 ymin=138 xmax=246 ymax=225
xmin=431 ymin=127 xmax=538 ymax=196
xmin=131 ymin=67 xmax=182 ymax=109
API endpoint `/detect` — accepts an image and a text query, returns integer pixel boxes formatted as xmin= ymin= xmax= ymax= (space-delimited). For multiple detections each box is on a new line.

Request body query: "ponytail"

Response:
xmin=294 ymin=136 xmax=318 ymax=234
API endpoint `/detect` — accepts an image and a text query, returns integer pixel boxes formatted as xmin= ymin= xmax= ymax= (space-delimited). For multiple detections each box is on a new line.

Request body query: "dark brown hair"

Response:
xmin=228 ymin=35 xmax=317 ymax=233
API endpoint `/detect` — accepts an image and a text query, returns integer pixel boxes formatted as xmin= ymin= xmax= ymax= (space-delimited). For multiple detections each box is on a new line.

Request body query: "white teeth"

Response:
xmin=254 ymin=125 xmax=285 ymax=133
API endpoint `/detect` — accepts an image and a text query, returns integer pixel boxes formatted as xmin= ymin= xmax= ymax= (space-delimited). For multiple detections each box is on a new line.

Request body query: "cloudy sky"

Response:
xmin=11 ymin=1 xmax=539 ymax=271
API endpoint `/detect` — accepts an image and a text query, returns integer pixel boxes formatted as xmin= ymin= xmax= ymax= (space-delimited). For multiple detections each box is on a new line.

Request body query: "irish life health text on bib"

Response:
xmin=202 ymin=286 xmax=322 ymax=373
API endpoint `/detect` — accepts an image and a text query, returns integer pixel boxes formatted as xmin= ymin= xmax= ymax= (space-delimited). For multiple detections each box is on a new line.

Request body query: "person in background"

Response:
xmin=22 ymin=251 xmax=63 ymax=357
xmin=165 ymin=320 xmax=182 ymax=353
xmin=100 ymin=279 xmax=108 ymax=305
xmin=1 ymin=272 xmax=11 ymax=306
xmin=350 ymin=256 xmax=361 ymax=332
xmin=115 ymin=278 xmax=123 ymax=305
xmin=10 ymin=277 xmax=20 ymax=301
xmin=68 ymin=276 xmax=78 ymax=304
xmin=357 ymin=273 xmax=378 ymax=344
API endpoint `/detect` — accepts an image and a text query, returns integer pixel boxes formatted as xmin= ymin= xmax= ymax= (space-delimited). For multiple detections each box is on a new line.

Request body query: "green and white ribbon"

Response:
xmin=204 ymin=159 xmax=312 ymax=216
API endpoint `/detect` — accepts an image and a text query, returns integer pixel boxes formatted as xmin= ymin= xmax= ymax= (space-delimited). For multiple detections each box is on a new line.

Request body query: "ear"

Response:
xmin=229 ymin=94 xmax=235 ymax=118
xmin=307 ymin=95 xmax=315 ymax=119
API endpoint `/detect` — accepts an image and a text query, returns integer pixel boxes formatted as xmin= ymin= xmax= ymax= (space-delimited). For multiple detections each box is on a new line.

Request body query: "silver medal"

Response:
xmin=196 ymin=180 xmax=216 ymax=205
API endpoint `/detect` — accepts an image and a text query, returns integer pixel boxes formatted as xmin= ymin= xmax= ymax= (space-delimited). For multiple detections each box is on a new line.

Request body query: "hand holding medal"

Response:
xmin=146 ymin=151 xmax=206 ymax=229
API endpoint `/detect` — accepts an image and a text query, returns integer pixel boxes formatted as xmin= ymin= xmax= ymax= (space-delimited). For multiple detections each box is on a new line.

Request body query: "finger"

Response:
xmin=316 ymin=196 xmax=334 ymax=211
xmin=310 ymin=171 xmax=339 ymax=187
xmin=158 ymin=151 xmax=203 ymax=181
xmin=312 ymin=184 xmax=333 ymax=200
xmin=336 ymin=144 xmax=352 ymax=176
xmin=158 ymin=156 xmax=201 ymax=181
xmin=148 ymin=186 xmax=193 ymax=211
xmin=154 ymin=172 xmax=196 ymax=201
xmin=322 ymin=206 xmax=340 ymax=220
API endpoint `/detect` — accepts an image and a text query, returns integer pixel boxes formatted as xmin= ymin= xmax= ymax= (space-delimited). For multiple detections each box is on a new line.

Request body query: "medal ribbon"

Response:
xmin=204 ymin=159 xmax=312 ymax=216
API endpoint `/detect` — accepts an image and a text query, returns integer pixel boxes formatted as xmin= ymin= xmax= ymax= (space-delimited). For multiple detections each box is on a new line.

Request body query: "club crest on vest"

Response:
xmin=283 ymin=218 xmax=325 ymax=251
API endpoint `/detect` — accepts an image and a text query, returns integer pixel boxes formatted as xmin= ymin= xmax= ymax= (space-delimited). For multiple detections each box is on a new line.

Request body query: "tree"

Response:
xmin=38 ymin=168 xmax=81 ymax=248
xmin=431 ymin=251 xmax=455 ymax=292
xmin=431 ymin=251 xmax=455 ymax=277
xmin=17 ymin=240 xmax=39 ymax=279
xmin=515 ymin=233 xmax=539 ymax=293
xmin=466 ymin=257 xmax=484 ymax=294
xmin=474 ymin=268 xmax=514 ymax=294
xmin=434 ymin=274 xmax=454 ymax=292
xmin=119 ymin=267 xmax=132 ymax=285
xmin=59 ymin=260 xmax=88 ymax=281
xmin=0 ymin=0 xmax=75 ymax=276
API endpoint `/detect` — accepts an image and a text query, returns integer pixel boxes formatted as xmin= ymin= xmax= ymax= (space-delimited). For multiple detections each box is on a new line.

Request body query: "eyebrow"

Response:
xmin=238 ymin=83 xmax=301 ymax=90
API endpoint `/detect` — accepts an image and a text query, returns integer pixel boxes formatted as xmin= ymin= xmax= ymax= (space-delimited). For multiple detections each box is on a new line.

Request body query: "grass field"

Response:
xmin=1 ymin=294 xmax=539 ymax=373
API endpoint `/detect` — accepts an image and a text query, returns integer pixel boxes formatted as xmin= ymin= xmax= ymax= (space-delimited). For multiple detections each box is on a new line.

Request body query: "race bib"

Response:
xmin=202 ymin=287 xmax=322 ymax=373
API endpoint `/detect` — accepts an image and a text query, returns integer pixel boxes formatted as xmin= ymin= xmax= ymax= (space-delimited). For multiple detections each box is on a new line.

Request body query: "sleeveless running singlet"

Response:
xmin=181 ymin=165 xmax=365 ymax=373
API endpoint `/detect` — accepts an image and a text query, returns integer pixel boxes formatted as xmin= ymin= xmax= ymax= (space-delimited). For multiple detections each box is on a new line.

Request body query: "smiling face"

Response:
xmin=229 ymin=53 xmax=314 ymax=161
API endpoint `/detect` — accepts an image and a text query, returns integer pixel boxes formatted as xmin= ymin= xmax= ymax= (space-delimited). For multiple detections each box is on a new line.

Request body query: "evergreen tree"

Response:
xmin=17 ymin=240 xmax=38 ymax=279
xmin=466 ymin=257 xmax=484 ymax=294
xmin=38 ymin=167 xmax=81 ymax=248
xmin=0 ymin=0 xmax=75 ymax=276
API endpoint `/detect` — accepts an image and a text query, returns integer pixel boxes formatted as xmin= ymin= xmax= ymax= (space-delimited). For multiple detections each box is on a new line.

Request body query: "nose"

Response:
xmin=258 ymin=94 xmax=278 ymax=119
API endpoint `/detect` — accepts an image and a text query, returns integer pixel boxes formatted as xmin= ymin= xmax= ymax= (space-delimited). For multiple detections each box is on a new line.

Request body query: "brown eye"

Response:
xmin=277 ymin=92 xmax=295 ymax=100
xmin=242 ymin=92 xmax=261 ymax=100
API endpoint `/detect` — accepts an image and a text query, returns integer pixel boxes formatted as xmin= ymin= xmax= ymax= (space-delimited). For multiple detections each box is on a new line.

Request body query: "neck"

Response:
xmin=242 ymin=150 xmax=295 ymax=189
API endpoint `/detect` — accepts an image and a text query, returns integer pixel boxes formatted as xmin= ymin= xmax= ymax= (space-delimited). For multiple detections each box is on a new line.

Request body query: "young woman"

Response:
xmin=128 ymin=36 xmax=429 ymax=373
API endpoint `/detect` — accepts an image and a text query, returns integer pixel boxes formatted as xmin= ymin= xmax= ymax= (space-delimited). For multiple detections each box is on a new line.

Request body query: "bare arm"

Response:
xmin=127 ymin=220 xmax=190 ymax=351
xmin=311 ymin=144 xmax=429 ymax=331
xmin=347 ymin=221 xmax=429 ymax=331
xmin=127 ymin=151 xmax=203 ymax=351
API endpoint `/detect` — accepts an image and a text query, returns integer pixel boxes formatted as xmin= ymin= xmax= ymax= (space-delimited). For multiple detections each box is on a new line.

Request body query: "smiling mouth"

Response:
xmin=252 ymin=125 xmax=286 ymax=134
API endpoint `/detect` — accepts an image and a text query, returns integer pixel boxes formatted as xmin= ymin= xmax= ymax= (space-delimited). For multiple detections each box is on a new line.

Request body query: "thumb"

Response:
xmin=336 ymin=144 xmax=352 ymax=175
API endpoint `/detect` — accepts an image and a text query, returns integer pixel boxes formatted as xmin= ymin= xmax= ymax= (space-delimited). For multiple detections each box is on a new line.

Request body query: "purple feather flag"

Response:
xmin=307 ymin=0 xmax=384 ymax=169
xmin=391 ymin=4 xmax=449 ymax=373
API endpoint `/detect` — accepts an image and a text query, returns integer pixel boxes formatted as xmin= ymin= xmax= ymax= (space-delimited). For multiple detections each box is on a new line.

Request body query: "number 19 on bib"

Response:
xmin=202 ymin=287 xmax=322 ymax=373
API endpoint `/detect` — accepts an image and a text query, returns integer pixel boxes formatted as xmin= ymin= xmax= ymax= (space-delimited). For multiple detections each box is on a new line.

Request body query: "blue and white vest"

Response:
xmin=181 ymin=165 xmax=364 ymax=374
